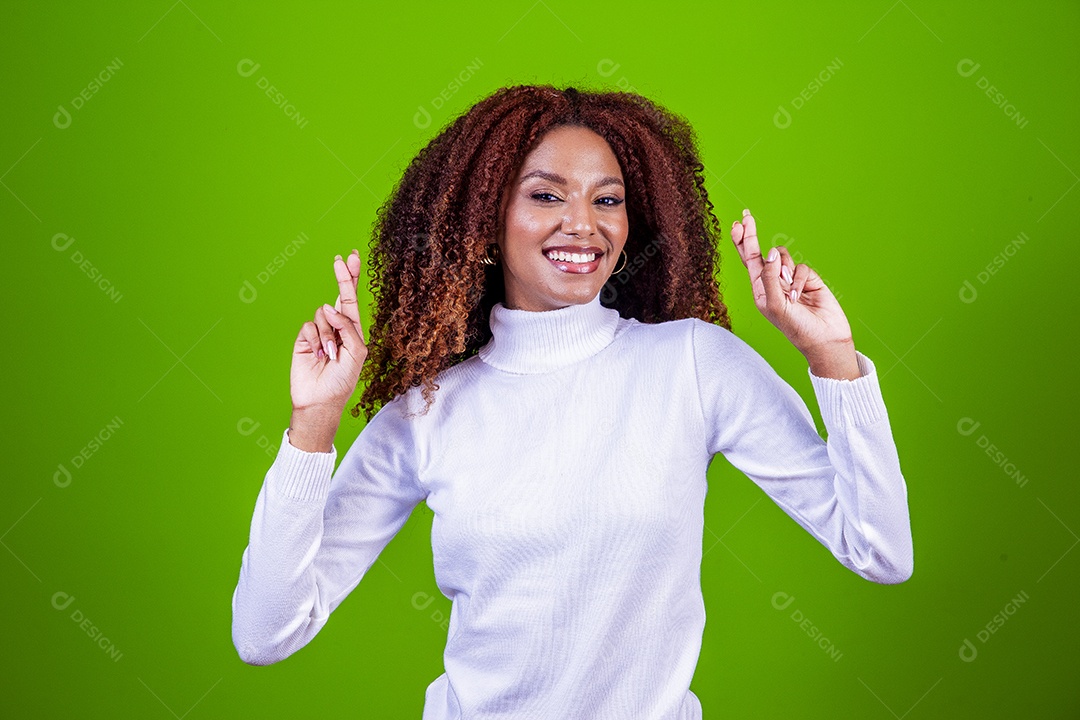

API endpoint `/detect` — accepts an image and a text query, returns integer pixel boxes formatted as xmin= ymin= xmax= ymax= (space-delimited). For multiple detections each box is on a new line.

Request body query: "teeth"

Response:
xmin=546 ymin=250 xmax=597 ymax=263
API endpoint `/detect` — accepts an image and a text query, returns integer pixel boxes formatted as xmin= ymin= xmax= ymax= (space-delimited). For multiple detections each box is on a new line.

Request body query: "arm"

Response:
xmin=231 ymin=395 xmax=428 ymax=665
xmin=692 ymin=320 xmax=913 ymax=584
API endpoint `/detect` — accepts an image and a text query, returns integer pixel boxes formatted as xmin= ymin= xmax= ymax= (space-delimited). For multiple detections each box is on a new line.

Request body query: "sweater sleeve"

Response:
xmin=231 ymin=396 xmax=428 ymax=665
xmin=691 ymin=320 xmax=913 ymax=584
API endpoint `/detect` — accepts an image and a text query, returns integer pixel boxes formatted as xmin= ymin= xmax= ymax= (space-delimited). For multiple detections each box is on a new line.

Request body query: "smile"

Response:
xmin=543 ymin=248 xmax=604 ymax=274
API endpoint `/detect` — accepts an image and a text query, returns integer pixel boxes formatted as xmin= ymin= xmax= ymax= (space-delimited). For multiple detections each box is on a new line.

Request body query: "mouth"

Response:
xmin=542 ymin=246 xmax=605 ymax=275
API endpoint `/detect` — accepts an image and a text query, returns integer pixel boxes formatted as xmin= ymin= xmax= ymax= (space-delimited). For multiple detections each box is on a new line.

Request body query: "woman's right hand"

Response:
xmin=289 ymin=250 xmax=369 ymax=413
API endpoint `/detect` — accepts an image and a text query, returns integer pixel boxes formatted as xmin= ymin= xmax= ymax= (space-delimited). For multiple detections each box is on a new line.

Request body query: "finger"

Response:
xmin=334 ymin=250 xmax=361 ymax=314
xmin=790 ymin=263 xmax=811 ymax=303
xmin=330 ymin=253 xmax=360 ymax=317
xmin=773 ymin=245 xmax=795 ymax=287
xmin=321 ymin=303 xmax=367 ymax=361
xmin=732 ymin=209 xmax=763 ymax=282
xmin=296 ymin=321 xmax=325 ymax=360
xmin=313 ymin=306 xmax=339 ymax=362
xmin=759 ymin=244 xmax=786 ymax=311
xmin=740 ymin=207 xmax=757 ymax=239
xmin=793 ymin=263 xmax=826 ymax=302
xmin=348 ymin=249 xmax=361 ymax=284
xmin=334 ymin=253 xmax=364 ymax=340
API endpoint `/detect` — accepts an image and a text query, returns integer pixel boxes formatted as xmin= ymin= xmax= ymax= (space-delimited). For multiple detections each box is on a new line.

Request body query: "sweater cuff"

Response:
xmin=807 ymin=351 xmax=887 ymax=428
xmin=267 ymin=428 xmax=337 ymax=502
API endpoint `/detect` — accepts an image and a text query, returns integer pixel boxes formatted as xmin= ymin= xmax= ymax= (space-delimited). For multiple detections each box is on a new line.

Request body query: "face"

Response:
xmin=496 ymin=124 xmax=629 ymax=312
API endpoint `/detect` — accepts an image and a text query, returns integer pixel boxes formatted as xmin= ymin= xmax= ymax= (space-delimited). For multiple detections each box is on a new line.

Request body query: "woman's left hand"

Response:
xmin=729 ymin=209 xmax=853 ymax=356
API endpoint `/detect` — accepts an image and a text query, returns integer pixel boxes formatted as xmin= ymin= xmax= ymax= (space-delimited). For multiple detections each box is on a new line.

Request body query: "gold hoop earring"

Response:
xmin=482 ymin=243 xmax=500 ymax=266
xmin=611 ymin=250 xmax=627 ymax=274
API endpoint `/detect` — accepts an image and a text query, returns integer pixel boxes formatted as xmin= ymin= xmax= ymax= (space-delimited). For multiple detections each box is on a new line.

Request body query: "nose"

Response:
xmin=561 ymin=195 xmax=596 ymax=237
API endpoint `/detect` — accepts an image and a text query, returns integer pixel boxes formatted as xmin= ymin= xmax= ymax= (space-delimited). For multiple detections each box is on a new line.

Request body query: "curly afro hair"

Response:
xmin=352 ymin=84 xmax=733 ymax=421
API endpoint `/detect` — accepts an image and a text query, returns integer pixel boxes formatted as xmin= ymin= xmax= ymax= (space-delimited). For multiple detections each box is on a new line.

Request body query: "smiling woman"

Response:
xmin=231 ymin=84 xmax=913 ymax=720
xmin=495 ymin=125 xmax=630 ymax=310
xmin=346 ymin=84 xmax=735 ymax=422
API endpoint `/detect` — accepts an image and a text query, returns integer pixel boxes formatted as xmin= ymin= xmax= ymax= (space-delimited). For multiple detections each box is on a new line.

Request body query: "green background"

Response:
xmin=3 ymin=1 xmax=1077 ymax=717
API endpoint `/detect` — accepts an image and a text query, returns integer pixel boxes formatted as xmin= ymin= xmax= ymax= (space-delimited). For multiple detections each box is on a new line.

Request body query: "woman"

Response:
xmin=232 ymin=84 xmax=913 ymax=719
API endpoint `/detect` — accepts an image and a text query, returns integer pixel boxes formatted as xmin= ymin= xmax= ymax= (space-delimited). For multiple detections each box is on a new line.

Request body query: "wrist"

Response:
xmin=291 ymin=401 xmax=346 ymax=418
xmin=288 ymin=405 xmax=343 ymax=453
xmin=803 ymin=338 xmax=861 ymax=381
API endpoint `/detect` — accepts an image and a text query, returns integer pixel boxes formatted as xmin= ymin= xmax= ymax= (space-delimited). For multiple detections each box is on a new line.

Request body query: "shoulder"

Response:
xmin=615 ymin=314 xmax=698 ymax=350
xmin=680 ymin=318 xmax=782 ymax=396
xmin=685 ymin=317 xmax=760 ymax=361
xmin=609 ymin=317 xmax=774 ymax=398
xmin=610 ymin=315 xmax=764 ymax=370
xmin=374 ymin=355 xmax=484 ymax=433
xmin=617 ymin=315 xmax=752 ymax=362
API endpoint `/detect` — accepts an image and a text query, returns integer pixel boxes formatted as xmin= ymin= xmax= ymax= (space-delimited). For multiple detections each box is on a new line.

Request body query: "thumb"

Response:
xmin=759 ymin=246 xmax=785 ymax=312
xmin=321 ymin=304 xmax=366 ymax=360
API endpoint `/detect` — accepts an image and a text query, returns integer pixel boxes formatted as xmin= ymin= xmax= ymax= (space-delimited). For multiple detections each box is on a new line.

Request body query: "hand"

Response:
xmin=289 ymin=250 xmax=368 ymax=412
xmin=729 ymin=209 xmax=853 ymax=355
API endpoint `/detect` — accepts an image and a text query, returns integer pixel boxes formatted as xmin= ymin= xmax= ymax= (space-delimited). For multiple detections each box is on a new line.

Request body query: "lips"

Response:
xmin=543 ymin=246 xmax=605 ymax=274
xmin=542 ymin=245 xmax=605 ymax=256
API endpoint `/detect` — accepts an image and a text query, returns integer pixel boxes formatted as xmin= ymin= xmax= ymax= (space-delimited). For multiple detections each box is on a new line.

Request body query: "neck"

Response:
xmin=478 ymin=291 xmax=621 ymax=374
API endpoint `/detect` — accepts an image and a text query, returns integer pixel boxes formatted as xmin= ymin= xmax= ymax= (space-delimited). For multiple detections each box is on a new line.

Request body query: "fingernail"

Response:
xmin=325 ymin=341 xmax=336 ymax=361
xmin=317 ymin=347 xmax=325 ymax=360
xmin=335 ymin=254 xmax=343 ymax=262
xmin=767 ymin=247 xmax=778 ymax=262
xmin=781 ymin=265 xmax=792 ymax=283
xmin=790 ymin=289 xmax=798 ymax=302
xmin=742 ymin=208 xmax=750 ymax=216
xmin=324 ymin=303 xmax=338 ymax=314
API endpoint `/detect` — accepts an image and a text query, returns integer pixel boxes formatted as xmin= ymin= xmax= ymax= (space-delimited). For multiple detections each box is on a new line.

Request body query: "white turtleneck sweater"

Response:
xmin=232 ymin=290 xmax=913 ymax=719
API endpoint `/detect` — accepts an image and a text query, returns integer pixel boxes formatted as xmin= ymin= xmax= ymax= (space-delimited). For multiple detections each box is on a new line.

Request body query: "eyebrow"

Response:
xmin=517 ymin=169 xmax=624 ymax=189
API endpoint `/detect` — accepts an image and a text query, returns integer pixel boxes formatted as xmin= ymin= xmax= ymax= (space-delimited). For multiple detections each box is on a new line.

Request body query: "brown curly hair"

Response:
xmin=351 ymin=83 xmax=733 ymax=422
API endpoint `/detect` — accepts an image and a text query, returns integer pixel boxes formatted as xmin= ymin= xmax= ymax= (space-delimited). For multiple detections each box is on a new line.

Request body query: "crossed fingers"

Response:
xmin=730 ymin=209 xmax=812 ymax=307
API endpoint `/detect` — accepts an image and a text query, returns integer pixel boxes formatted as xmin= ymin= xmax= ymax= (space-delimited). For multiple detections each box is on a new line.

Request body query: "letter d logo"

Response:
xmin=956 ymin=417 xmax=981 ymax=436
xmin=956 ymin=59 xmax=981 ymax=78
xmin=959 ymin=638 xmax=978 ymax=662
xmin=239 ymin=280 xmax=258 ymax=304
xmin=413 ymin=105 xmax=432 ymax=130
xmin=596 ymin=59 xmax=620 ymax=77
xmin=600 ymin=281 xmax=618 ymax=304
xmin=54 ymin=463 xmax=72 ymax=488
xmin=237 ymin=58 xmax=261 ymax=77
xmin=773 ymin=105 xmax=792 ymax=130
xmin=52 ymin=591 xmax=75 ymax=611
xmin=959 ymin=279 xmax=978 ymax=303
xmin=53 ymin=104 xmax=72 ymax=129
xmin=237 ymin=418 xmax=260 ymax=436
xmin=51 ymin=233 xmax=75 ymax=252
xmin=771 ymin=591 xmax=795 ymax=610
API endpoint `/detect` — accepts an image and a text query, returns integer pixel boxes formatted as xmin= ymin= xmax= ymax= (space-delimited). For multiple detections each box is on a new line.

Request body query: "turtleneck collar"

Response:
xmin=478 ymin=291 xmax=622 ymax=374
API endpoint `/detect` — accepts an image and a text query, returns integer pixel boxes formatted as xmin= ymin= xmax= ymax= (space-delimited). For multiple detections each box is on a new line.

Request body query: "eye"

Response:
xmin=529 ymin=192 xmax=625 ymax=206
